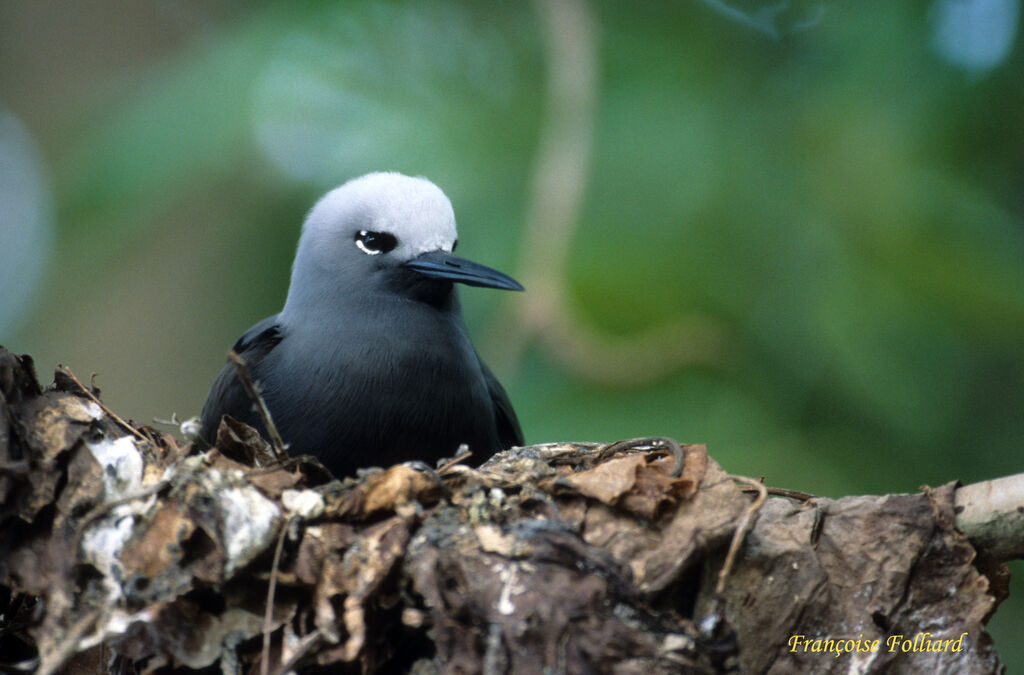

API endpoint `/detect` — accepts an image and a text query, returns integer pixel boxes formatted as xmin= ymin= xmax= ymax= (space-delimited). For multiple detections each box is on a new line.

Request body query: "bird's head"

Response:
xmin=282 ymin=172 xmax=521 ymax=316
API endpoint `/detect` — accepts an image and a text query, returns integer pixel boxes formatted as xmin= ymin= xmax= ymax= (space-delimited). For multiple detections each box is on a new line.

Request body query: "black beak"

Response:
xmin=402 ymin=250 xmax=524 ymax=291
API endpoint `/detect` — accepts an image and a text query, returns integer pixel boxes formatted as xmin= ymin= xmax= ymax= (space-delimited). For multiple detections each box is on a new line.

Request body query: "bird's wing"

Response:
xmin=229 ymin=315 xmax=285 ymax=355
xmin=478 ymin=356 xmax=524 ymax=448
xmin=199 ymin=315 xmax=285 ymax=443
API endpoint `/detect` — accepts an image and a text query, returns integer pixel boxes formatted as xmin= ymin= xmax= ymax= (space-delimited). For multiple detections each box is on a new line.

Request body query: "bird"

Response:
xmin=199 ymin=172 xmax=524 ymax=477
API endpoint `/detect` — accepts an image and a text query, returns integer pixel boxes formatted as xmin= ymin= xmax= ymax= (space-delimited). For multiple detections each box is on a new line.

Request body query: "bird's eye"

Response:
xmin=355 ymin=230 xmax=398 ymax=255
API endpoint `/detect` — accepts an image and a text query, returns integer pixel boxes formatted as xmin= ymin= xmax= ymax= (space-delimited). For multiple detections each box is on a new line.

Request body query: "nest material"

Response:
xmin=0 ymin=346 xmax=1007 ymax=673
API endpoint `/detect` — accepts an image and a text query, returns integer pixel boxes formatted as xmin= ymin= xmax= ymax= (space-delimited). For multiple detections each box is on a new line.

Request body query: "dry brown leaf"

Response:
xmin=361 ymin=464 xmax=443 ymax=515
xmin=564 ymin=454 xmax=646 ymax=504
xmin=244 ymin=466 xmax=302 ymax=499
xmin=677 ymin=443 xmax=709 ymax=499
xmin=294 ymin=523 xmax=356 ymax=585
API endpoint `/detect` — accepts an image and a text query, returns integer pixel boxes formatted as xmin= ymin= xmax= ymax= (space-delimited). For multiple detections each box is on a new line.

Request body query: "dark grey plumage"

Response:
xmin=199 ymin=172 xmax=523 ymax=477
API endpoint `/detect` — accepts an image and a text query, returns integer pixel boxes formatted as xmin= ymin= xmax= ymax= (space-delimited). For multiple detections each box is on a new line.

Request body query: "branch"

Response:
xmin=955 ymin=473 xmax=1024 ymax=561
xmin=486 ymin=0 xmax=726 ymax=385
xmin=227 ymin=349 xmax=287 ymax=460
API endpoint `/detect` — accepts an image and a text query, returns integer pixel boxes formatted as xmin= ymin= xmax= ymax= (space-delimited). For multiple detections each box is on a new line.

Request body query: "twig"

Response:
xmin=272 ymin=629 xmax=323 ymax=675
xmin=245 ymin=456 xmax=307 ymax=477
xmin=483 ymin=622 xmax=506 ymax=675
xmin=36 ymin=608 xmax=102 ymax=675
xmin=262 ymin=518 xmax=291 ymax=675
xmin=595 ymin=437 xmax=685 ymax=477
xmin=437 ymin=446 xmax=473 ymax=475
xmin=746 ymin=485 xmax=818 ymax=501
xmin=694 ymin=474 xmax=766 ymax=640
xmin=228 ymin=350 xmax=287 ymax=460
xmin=57 ymin=366 xmax=146 ymax=441
xmin=152 ymin=412 xmax=182 ymax=426
xmin=716 ymin=475 xmax=767 ymax=595
xmin=0 ymin=460 xmax=30 ymax=473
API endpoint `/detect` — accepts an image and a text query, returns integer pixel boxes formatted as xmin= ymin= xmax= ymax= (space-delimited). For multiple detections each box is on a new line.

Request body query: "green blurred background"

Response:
xmin=2 ymin=0 xmax=1022 ymax=666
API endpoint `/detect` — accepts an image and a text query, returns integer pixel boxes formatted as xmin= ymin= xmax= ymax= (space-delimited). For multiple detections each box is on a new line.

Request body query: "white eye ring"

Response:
xmin=354 ymin=230 xmax=397 ymax=256
xmin=356 ymin=238 xmax=382 ymax=256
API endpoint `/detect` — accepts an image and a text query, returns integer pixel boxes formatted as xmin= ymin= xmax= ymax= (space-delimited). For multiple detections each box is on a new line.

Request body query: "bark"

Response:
xmin=0 ymin=346 xmax=1009 ymax=674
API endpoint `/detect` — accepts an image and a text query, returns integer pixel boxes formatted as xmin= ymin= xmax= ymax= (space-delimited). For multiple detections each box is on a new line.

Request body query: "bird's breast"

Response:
xmin=265 ymin=311 xmax=497 ymax=473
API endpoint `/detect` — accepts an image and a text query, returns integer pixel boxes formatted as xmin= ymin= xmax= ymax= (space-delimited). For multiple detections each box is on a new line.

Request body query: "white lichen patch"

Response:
xmin=217 ymin=481 xmax=281 ymax=577
xmin=81 ymin=399 xmax=105 ymax=421
xmin=80 ymin=506 xmax=138 ymax=602
xmin=79 ymin=606 xmax=158 ymax=651
xmin=179 ymin=415 xmax=201 ymax=439
xmin=282 ymin=488 xmax=325 ymax=519
xmin=495 ymin=563 xmax=521 ymax=616
xmin=85 ymin=434 xmax=144 ymax=500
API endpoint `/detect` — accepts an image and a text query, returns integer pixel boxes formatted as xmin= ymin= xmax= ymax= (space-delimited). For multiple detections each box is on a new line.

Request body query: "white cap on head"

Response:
xmin=281 ymin=172 xmax=461 ymax=320
xmin=303 ymin=172 xmax=457 ymax=260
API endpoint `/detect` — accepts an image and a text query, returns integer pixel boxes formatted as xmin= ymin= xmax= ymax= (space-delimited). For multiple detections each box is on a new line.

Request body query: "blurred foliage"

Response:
xmin=1 ymin=0 xmax=1023 ymax=667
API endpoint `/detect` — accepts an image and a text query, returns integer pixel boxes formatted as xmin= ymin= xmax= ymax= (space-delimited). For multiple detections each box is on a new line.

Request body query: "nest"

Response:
xmin=0 ymin=346 xmax=1007 ymax=673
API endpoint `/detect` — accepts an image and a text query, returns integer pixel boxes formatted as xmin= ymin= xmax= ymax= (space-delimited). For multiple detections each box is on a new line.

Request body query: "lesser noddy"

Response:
xmin=199 ymin=172 xmax=523 ymax=476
